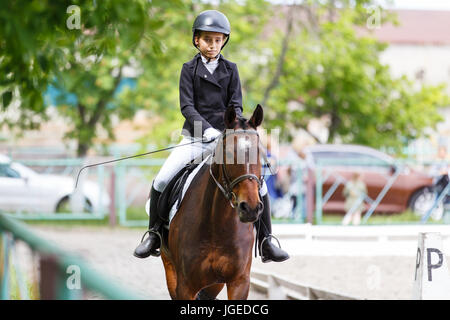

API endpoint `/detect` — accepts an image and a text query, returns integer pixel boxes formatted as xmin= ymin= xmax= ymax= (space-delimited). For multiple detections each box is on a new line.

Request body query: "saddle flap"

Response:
xmin=157 ymin=161 xmax=200 ymax=223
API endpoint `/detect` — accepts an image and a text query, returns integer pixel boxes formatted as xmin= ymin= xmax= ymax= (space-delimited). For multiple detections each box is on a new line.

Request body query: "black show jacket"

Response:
xmin=179 ymin=53 xmax=243 ymax=138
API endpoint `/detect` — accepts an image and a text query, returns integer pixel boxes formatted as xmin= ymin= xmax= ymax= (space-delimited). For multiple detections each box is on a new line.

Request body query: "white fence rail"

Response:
xmin=250 ymin=268 xmax=360 ymax=300
xmin=273 ymin=224 xmax=450 ymax=242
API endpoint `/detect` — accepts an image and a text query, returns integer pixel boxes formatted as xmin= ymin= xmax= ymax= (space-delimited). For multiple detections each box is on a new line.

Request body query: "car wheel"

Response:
xmin=409 ymin=187 xmax=444 ymax=221
xmin=56 ymin=196 xmax=93 ymax=213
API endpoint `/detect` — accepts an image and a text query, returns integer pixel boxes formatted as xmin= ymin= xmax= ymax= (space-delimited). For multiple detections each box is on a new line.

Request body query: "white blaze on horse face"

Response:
xmin=237 ymin=136 xmax=248 ymax=168
xmin=238 ymin=137 xmax=251 ymax=150
xmin=237 ymin=135 xmax=258 ymax=166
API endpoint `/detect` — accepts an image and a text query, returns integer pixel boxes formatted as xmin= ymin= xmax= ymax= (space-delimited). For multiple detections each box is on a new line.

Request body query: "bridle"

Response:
xmin=209 ymin=129 xmax=271 ymax=208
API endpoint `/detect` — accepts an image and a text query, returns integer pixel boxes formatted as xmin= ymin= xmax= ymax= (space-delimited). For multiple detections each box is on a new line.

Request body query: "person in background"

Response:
xmin=430 ymin=145 xmax=449 ymax=177
xmin=263 ymin=135 xmax=284 ymax=205
xmin=430 ymin=145 xmax=450 ymax=219
xmin=342 ymin=172 xmax=367 ymax=226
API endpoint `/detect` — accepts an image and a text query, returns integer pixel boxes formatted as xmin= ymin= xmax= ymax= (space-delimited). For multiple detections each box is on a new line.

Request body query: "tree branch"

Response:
xmin=262 ymin=8 xmax=294 ymax=106
xmin=77 ymin=103 xmax=86 ymax=124
xmin=88 ymin=67 xmax=123 ymax=127
xmin=328 ymin=0 xmax=336 ymax=23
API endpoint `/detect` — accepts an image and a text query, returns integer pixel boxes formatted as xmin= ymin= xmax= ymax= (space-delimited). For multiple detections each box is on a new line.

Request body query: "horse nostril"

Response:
xmin=239 ymin=201 xmax=250 ymax=213
xmin=257 ymin=201 xmax=264 ymax=213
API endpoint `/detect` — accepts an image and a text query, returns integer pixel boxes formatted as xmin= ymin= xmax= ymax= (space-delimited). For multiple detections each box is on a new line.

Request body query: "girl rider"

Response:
xmin=134 ymin=10 xmax=289 ymax=264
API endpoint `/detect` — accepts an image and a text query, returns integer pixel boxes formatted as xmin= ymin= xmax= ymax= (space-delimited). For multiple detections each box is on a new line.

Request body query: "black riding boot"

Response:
xmin=134 ymin=183 xmax=163 ymax=259
xmin=255 ymin=194 xmax=290 ymax=263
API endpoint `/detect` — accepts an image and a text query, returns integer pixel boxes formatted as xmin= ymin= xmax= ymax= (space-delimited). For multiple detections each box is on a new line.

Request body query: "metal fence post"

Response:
xmin=295 ymin=163 xmax=305 ymax=223
xmin=97 ymin=165 xmax=105 ymax=217
xmin=117 ymin=164 xmax=127 ymax=226
xmin=39 ymin=254 xmax=60 ymax=300
xmin=306 ymin=167 xmax=315 ymax=224
xmin=39 ymin=254 xmax=83 ymax=300
xmin=109 ymin=167 xmax=117 ymax=227
xmin=0 ymin=233 xmax=11 ymax=300
xmin=315 ymin=165 xmax=323 ymax=225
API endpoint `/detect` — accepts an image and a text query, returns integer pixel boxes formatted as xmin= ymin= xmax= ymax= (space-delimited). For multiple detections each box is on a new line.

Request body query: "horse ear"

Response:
xmin=224 ymin=106 xmax=237 ymax=128
xmin=249 ymin=104 xmax=264 ymax=128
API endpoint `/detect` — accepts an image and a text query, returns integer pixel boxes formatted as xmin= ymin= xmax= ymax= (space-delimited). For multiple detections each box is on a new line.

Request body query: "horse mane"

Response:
xmin=236 ymin=116 xmax=250 ymax=130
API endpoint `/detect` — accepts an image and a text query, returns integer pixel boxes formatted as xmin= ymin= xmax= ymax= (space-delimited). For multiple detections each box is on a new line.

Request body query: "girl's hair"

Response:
xmin=193 ymin=30 xmax=204 ymax=46
xmin=194 ymin=30 xmax=227 ymax=40
xmin=194 ymin=30 xmax=203 ymax=39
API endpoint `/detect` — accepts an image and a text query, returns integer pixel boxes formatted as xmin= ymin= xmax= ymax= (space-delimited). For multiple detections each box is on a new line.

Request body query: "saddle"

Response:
xmin=156 ymin=160 xmax=200 ymax=225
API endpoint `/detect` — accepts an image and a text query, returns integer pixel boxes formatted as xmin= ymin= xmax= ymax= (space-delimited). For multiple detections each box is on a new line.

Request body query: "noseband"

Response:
xmin=209 ymin=129 xmax=264 ymax=208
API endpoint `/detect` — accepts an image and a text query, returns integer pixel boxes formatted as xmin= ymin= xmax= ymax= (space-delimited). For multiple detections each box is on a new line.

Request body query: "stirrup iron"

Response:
xmin=259 ymin=234 xmax=282 ymax=254
xmin=140 ymin=229 xmax=162 ymax=257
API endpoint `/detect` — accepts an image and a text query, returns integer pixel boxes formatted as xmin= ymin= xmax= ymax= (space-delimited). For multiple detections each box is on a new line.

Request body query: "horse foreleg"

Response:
xmin=226 ymin=275 xmax=250 ymax=300
xmin=197 ymin=283 xmax=225 ymax=300
xmin=161 ymin=252 xmax=177 ymax=300
xmin=174 ymin=276 xmax=199 ymax=300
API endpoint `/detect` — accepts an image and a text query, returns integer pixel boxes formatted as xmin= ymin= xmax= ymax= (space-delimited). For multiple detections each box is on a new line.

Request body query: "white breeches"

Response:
xmin=153 ymin=136 xmax=267 ymax=196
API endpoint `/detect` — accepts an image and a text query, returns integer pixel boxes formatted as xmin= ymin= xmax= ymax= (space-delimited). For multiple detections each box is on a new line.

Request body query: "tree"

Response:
xmin=1 ymin=0 xmax=271 ymax=156
xmin=0 ymin=0 xmax=182 ymax=155
xmin=241 ymin=0 xmax=449 ymax=152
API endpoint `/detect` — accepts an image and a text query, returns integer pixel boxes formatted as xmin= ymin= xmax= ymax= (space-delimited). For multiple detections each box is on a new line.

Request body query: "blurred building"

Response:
xmin=372 ymin=10 xmax=450 ymax=160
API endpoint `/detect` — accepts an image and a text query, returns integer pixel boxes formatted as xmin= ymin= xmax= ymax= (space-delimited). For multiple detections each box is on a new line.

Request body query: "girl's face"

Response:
xmin=194 ymin=31 xmax=226 ymax=60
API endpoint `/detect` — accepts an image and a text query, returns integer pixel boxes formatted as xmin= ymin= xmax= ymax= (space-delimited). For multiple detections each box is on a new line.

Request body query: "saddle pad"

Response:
xmin=167 ymin=154 xmax=211 ymax=226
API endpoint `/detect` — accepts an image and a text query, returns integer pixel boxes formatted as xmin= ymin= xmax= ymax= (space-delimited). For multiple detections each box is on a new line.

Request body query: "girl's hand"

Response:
xmin=203 ymin=128 xmax=221 ymax=142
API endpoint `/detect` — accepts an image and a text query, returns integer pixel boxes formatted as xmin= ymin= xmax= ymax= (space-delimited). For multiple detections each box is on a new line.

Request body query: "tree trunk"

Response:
xmin=74 ymin=68 xmax=123 ymax=157
xmin=327 ymin=109 xmax=340 ymax=143
xmin=261 ymin=9 xmax=294 ymax=107
xmin=77 ymin=142 xmax=89 ymax=158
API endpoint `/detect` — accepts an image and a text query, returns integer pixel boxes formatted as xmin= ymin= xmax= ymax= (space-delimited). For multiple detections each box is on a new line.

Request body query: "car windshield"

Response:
xmin=0 ymin=164 xmax=21 ymax=178
xmin=10 ymin=162 xmax=37 ymax=177
xmin=312 ymin=151 xmax=391 ymax=167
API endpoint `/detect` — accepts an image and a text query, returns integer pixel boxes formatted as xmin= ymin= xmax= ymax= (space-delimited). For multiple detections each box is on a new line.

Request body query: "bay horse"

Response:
xmin=160 ymin=104 xmax=265 ymax=300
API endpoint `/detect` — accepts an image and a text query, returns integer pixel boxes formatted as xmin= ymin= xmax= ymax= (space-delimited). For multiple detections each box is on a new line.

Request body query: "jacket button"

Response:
xmin=204 ymin=74 xmax=207 ymax=78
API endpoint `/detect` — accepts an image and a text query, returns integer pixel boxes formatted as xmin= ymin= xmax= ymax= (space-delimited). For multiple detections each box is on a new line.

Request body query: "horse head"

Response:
xmin=212 ymin=104 xmax=265 ymax=223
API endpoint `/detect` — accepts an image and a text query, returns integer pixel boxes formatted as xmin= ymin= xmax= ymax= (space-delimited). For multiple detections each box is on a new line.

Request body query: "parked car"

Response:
xmin=302 ymin=144 xmax=443 ymax=220
xmin=0 ymin=154 xmax=110 ymax=214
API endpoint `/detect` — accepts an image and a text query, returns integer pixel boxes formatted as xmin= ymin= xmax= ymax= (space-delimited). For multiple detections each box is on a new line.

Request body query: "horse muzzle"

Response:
xmin=237 ymin=200 xmax=263 ymax=223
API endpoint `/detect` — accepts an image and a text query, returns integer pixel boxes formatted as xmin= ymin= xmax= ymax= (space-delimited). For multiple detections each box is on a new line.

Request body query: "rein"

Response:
xmin=75 ymin=136 xmax=216 ymax=188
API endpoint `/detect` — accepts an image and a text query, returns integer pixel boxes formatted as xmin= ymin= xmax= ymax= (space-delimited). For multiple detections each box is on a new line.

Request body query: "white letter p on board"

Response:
xmin=413 ymin=232 xmax=450 ymax=299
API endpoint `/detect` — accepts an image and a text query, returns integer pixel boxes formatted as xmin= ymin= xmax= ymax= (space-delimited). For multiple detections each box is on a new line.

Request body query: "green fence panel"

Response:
xmin=0 ymin=213 xmax=148 ymax=300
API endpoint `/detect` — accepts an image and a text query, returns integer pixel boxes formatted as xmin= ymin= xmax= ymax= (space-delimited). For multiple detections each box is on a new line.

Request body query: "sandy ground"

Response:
xmin=12 ymin=224 xmax=450 ymax=300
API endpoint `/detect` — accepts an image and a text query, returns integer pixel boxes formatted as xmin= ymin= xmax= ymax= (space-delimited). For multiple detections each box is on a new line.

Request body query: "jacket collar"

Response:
xmin=194 ymin=53 xmax=229 ymax=88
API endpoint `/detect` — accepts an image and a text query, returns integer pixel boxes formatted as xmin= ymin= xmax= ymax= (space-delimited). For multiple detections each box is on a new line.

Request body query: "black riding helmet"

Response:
xmin=192 ymin=10 xmax=231 ymax=50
